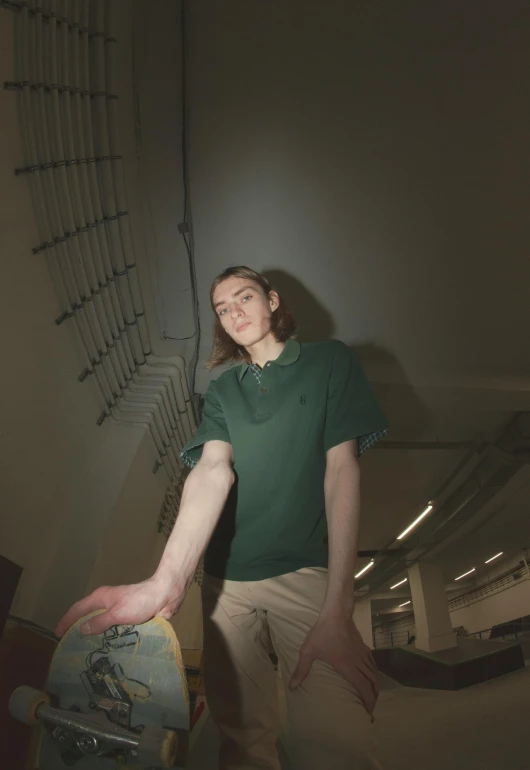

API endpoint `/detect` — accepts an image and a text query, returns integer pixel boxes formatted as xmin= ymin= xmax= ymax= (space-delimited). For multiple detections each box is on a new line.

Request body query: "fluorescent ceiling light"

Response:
xmin=390 ymin=578 xmax=408 ymax=590
xmin=455 ymin=568 xmax=475 ymax=581
xmin=399 ymin=600 xmax=411 ymax=607
xmin=485 ymin=552 xmax=503 ymax=564
xmin=396 ymin=504 xmax=433 ymax=540
xmin=355 ymin=560 xmax=375 ymax=579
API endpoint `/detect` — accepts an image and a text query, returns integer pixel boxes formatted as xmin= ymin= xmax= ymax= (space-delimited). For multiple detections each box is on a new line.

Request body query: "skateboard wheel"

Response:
xmin=9 ymin=685 xmax=50 ymax=726
xmin=136 ymin=725 xmax=184 ymax=767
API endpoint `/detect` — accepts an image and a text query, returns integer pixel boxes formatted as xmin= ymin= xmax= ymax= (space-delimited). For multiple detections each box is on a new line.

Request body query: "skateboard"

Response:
xmin=9 ymin=611 xmax=189 ymax=768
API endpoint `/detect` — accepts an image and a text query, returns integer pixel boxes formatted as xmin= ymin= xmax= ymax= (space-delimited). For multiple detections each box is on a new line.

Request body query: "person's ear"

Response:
xmin=269 ymin=290 xmax=280 ymax=312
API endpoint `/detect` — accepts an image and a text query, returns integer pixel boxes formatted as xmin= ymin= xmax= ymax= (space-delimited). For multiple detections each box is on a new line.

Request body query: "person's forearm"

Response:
xmin=321 ymin=459 xmax=361 ymax=618
xmin=152 ymin=459 xmax=234 ymax=593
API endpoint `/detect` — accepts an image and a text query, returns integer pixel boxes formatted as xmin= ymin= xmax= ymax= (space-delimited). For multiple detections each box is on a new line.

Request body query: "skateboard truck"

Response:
xmin=9 ymin=685 xmax=186 ymax=767
xmin=47 ymin=700 xmax=139 ymax=763
xmin=89 ymin=694 xmax=132 ymax=728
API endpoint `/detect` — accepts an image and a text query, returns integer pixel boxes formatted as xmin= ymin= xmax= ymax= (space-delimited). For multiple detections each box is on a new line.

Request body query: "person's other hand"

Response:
xmin=55 ymin=575 xmax=186 ymax=638
xmin=289 ymin=614 xmax=379 ymax=716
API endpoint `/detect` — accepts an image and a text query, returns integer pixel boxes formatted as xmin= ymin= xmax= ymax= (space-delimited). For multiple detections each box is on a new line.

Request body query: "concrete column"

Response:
xmin=354 ymin=599 xmax=373 ymax=649
xmin=408 ymin=562 xmax=456 ymax=652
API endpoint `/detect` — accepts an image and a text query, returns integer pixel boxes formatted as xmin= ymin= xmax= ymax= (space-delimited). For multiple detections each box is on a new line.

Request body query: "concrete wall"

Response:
xmin=1 ymin=4 xmax=143 ymax=624
xmin=0 ymin=3 xmax=201 ymax=645
xmin=187 ymin=0 xmax=530 ymax=394
xmin=126 ymin=0 xmax=196 ymax=354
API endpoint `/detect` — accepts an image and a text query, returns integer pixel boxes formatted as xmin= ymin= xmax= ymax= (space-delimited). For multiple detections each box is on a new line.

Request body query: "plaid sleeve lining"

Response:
xmin=180 ymin=449 xmax=199 ymax=469
xmin=358 ymin=427 xmax=388 ymax=457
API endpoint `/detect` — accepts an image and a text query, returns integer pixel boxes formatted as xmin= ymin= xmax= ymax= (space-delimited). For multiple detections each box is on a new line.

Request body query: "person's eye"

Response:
xmin=219 ymin=308 xmax=228 ymax=316
xmin=242 ymin=295 xmax=252 ymax=302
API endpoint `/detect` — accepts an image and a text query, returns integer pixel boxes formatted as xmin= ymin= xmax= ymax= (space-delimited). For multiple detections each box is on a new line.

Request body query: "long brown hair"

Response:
xmin=207 ymin=266 xmax=297 ymax=369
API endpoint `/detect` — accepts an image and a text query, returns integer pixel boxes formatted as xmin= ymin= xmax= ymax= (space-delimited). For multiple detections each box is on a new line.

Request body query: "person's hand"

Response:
xmin=55 ymin=575 xmax=186 ymax=638
xmin=289 ymin=613 xmax=379 ymax=716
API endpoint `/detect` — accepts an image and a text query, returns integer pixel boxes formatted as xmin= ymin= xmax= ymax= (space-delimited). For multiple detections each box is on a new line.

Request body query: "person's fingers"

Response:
xmin=55 ymin=582 xmax=178 ymax=638
xmin=79 ymin=607 xmax=125 ymax=635
xmin=289 ymin=647 xmax=314 ymax=690
xmin=55 ymin=587 xmax=112 ymax=637
xmin=365 ymin=690 xmax=378 ymax=717
xmin=340 ymin=657 xmax=379 ymax=715
xmin=343 ymin=654 xmax=377 ymax=686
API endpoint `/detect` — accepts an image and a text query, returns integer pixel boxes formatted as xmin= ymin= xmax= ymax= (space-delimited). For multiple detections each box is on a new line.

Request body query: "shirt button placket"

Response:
xmin=256 ymin=366 xmax=271 ymax=419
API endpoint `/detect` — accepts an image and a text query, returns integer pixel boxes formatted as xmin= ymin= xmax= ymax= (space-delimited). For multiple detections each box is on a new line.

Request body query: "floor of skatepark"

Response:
xmin=187 ymin=663 xmax=530 ymax=769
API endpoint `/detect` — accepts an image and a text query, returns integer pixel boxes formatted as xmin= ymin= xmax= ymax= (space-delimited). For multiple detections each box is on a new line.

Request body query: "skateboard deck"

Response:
xmin=10 ymin=611 xmax=189 ymax=768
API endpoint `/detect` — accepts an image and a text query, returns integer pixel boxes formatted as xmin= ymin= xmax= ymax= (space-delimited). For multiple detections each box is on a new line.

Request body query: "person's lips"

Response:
xmin=236 ymin=322 xmax=251 ymax=332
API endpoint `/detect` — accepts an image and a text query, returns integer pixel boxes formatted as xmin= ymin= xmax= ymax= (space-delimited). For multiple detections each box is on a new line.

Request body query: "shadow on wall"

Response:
xmin=354 ymin=343 xmax=433 ymax=440
xmin=262 ymin=268 xmax=336 ymax=342
xmin=263 ymin=268 xmax=433 ymax=437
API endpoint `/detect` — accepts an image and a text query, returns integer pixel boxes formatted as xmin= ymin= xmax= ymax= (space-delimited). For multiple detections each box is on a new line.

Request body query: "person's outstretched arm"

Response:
xmin=55 ymin=440 xmax=234 ymax=637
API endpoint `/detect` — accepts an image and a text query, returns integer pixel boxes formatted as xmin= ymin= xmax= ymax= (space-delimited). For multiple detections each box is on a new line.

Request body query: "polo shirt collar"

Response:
xmin=237 ymin=338 xmax=301 ymax=381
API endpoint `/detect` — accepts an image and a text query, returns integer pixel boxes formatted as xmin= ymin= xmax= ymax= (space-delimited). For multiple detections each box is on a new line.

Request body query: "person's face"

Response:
xmin=212 ymin=276 xmax=279 ymax=348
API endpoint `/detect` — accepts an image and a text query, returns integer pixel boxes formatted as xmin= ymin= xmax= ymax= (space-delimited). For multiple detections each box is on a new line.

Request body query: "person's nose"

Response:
xmin=230 ymin=302 xmax=244 ymax=320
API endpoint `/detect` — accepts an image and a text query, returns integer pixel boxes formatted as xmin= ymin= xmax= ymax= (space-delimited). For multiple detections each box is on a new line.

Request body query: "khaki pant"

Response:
xmin=202 ymin=568 xmax=382 ymax=770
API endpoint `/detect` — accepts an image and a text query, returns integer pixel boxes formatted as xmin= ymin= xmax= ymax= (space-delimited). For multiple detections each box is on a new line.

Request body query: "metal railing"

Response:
xmin=373 ymin=628 xmax=414 ymax=649
xmin=372 ymin=563 xmax=530 ymax=649
xmin=466 ymin=621 xmax=530 ymax=642
xmin=449 ymin=563 xmax=529 ymax=611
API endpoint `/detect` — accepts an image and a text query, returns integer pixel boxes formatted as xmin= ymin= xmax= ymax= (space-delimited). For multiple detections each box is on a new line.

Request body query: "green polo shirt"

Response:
xmin=180 ymin=339 xmax=388 ymax=581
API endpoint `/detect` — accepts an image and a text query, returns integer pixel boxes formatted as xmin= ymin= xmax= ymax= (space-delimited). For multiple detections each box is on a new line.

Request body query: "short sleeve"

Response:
xmin=324 ymin=341 xmax=388 ymax=457
xmin=180 ymin=383 xmax=231 ymax=468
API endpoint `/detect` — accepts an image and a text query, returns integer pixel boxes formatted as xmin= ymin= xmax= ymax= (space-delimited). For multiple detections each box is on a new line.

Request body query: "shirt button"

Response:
xmin=261 ymin=388 xmax=268 ymax=394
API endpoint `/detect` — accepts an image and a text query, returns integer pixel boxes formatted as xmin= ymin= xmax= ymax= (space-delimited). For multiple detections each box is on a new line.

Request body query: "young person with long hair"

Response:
xmin=57 ymin=266 xmax=388 ymax=769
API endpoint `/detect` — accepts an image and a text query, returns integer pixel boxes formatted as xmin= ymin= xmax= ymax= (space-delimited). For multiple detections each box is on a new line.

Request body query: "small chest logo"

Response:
xmin=300 ymin=395 xmax=307 ymax=406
